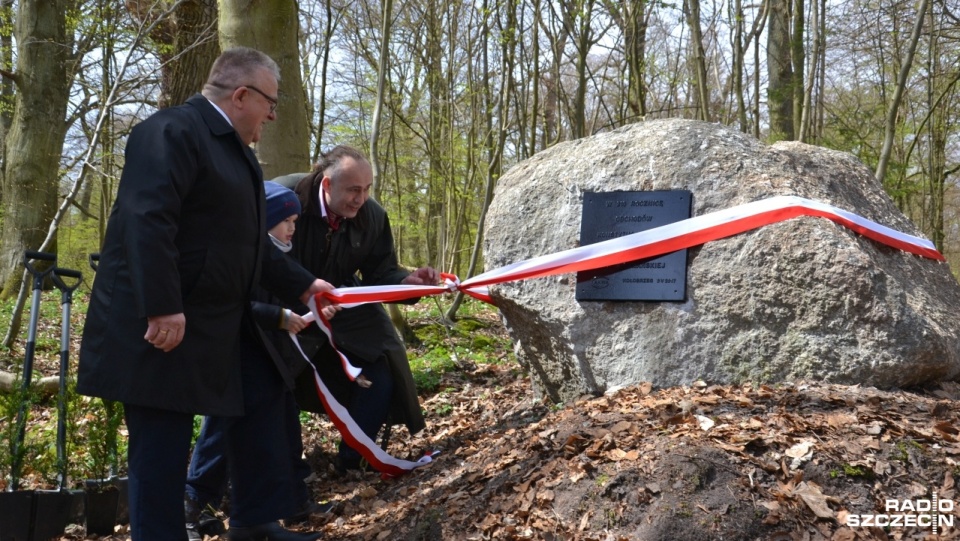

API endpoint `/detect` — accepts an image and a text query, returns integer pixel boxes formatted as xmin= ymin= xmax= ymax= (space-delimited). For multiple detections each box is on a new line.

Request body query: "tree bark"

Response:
xmin=875 ymin=0 xmax=929 ymax=184
xmin=445 ymin=0 xmax=517 ymax=321
xmin=0 ymin=370 xmax=61 ymax=397
xmin=0 ymin=0 xmax=15 ymax=204
xmin=166 ymin=0 xmax=220 ymax=108
xmin=220 ymin=0 xmax=311 ymax=178
xmin=115 ymin=0 xmax=217 ymax=246
xmin=790 ymin=0 xmax=805 ymax=139
xmin=684 ymin=0 xmax=710 ymax=121
xmin=798 ymin=0 xmax=820 ymax=142
xmin=766 ymin=0 xmax=793 ymax=141
xmin=309 ymin=0 xmax=338 ymax=163
xmin=0 ymin=0 xmax=72 ymax=297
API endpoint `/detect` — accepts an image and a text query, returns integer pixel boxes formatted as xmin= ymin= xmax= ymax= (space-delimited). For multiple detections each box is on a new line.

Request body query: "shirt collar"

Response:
xmin=318 ymin=186 xmax=343 ymax=228
xmin=206 ymin=98 xmax=232 ymax=126
xmin=318 ymin=185 xmax=330 ymax=219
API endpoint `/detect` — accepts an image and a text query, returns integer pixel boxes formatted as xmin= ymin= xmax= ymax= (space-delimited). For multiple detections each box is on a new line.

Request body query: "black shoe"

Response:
xmin=186 ymin=496 xmax=227 ymax=539
xmin=198 ymin=507 xmax=227 ymax=536
xmin=334 ymin=454 xmax=369 ymax=476
xmin=283 ymin=500 xmax=335 ymax=525
xmin=227 ymin=521 xmax=321 ymax=541
xmin=333 ymin=457 xmax=358 ymax=475
xmin=185 ymin=497 xmax=203 ymax=541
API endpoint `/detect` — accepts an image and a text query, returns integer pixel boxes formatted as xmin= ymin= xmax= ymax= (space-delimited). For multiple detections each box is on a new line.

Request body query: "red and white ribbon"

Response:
xmin=316 ymin=195 xmax=943 ymax=308
xmin=304 ymin=360 xmax=439 ymax=478
xmin=293 ymin=303 xmax=361 ymax=381
xmin=297 ymin=195 xmax=943 ymax=476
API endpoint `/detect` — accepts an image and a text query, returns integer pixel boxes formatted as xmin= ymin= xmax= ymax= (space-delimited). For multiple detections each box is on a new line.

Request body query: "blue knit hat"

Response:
xmin=264 ymin=181 xmax=301 ymax=230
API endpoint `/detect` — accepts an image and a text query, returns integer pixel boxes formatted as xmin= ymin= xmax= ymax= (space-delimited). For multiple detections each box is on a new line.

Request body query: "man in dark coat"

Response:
xmin=77 ymin=47 xmax=330 ymax=541
xmin=287 ymin=145 xmax=435 ymax=472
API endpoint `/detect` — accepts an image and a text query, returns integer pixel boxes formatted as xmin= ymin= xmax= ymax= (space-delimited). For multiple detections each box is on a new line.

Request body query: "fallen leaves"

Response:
xmin=289 ymin=371 xmax=960 ymax=540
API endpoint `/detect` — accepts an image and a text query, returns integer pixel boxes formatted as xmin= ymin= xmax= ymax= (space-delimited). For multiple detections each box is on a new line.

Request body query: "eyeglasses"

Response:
xmin=208 ymin=81 xmax=280 ymax=113
xmin=243 ymin=85 xmax=279 ymax=113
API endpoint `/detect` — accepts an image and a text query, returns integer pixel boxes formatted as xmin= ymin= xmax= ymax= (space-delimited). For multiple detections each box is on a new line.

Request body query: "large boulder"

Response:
xmin=483 ymin=119 xmax=960 ymax=403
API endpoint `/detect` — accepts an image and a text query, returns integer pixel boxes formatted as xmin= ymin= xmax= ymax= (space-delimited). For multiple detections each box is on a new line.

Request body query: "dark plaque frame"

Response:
xmin=576 ymin=190 xmax=692 ymax=301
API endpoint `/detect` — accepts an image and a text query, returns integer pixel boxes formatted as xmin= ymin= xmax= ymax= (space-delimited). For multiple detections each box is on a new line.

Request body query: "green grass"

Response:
xmin=829 ymin=463 xmax=874 ymax=479
xmin=402 ymin=298 xmax=516 ymax=393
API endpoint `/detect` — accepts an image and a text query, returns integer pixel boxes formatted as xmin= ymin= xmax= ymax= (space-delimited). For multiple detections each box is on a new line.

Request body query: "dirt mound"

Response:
xmin=291 ymin=365 xmax=960 ymax=541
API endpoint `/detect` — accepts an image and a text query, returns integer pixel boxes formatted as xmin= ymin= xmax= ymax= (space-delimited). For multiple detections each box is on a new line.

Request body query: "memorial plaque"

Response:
xmin=576 ymin=190 xmax=691 ymax=301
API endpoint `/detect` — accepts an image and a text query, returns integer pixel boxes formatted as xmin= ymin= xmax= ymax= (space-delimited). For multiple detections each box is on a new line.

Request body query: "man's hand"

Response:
xmin=282 ymin=310 xmax=310 ymax=333
xmin=402 ymin=266 xmax=440 ymax=286
xmin=300 ymin=278 xmax=336 ymax=306
xmin=145 ymin=313 xmax=186 ymax=352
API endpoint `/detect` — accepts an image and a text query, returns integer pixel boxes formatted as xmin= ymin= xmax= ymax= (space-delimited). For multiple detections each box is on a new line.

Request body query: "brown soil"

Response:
xmin=288 ymin=368 xmax=960 ymax=541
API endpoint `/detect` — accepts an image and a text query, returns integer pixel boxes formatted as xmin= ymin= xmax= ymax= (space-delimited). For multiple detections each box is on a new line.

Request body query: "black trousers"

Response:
xmin=124 ymin=403 xmax=194 ymax=541
xmin=186 ymin=390 xmax=310 ymax=515
xmin=216 ymin=332 xmax=302 ymax=526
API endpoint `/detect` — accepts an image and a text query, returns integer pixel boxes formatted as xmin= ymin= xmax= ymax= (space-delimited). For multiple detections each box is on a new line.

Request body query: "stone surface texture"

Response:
xmin=483 ymin=119 xmax=960 ymax=402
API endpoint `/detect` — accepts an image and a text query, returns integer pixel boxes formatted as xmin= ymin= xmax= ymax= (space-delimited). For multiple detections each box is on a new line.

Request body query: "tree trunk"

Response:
xmin=445 ymin=0 xmax=517 ymax=321
xmin=684 ymin=0 xmax=710 ymax=121
xmin=165 ymin=0 xmax=220 ymax=108
xmin=0 ymin=369 xmax=61 ymax=397
xmin=618 ymin=0 xmax=648 ymax=121
xmin=528 ymin=0 xmax=541 ymax=154
xmin=0 ymin=0 xmax=71 ymax=297
xmin=875 ymin=0 xmax=929 ymax=184
xmin=570 ymin=0 xmax=596 ymax=138
xmin=733 ymin=0 xmax=747 ymax=131
xmin=0 ymin=0 xmax=15 ymax=204
xmin=310 ymin=0 xmax=337 ymax=163
xmin=790 ymin=0 xmax=805 ymax=139
xmin=542 ymin=11 xmax=568 ymax=146
xmin=798 ymin=0 xmax=819 ymax=142
xmin=766 ymin=0 xmax=793 ymax=141
xmin=220 ymin=0 xmax=311 ymax=178
xmin=369 ymin=0 xmax=416 ymax=342
xmin=124 ymin=1 xmax=220 ymax=109
xmin=424 ymin=0 xmax=445 ymax=267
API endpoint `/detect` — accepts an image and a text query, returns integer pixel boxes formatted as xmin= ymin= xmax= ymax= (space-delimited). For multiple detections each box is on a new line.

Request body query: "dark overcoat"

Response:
xmin=77 ymin=95 xmax=314 ymax=417
xmin=290 ymin=184 xmax=426 ymax=434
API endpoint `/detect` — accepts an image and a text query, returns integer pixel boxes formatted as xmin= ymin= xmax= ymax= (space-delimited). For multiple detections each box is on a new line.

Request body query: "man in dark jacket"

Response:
xmin=287 ymin=145 xmax=435 ymax=472
xmin=77 ymin=47 xmax=331 ymax=541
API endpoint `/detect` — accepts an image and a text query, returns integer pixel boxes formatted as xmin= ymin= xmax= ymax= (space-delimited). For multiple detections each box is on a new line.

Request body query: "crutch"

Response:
xmin=10 ymin=250 xmax=56 ymax=491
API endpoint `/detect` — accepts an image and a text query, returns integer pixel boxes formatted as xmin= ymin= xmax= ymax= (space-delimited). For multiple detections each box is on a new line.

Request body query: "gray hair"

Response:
xmin=202 ymin=47 xmax=280 ymax=99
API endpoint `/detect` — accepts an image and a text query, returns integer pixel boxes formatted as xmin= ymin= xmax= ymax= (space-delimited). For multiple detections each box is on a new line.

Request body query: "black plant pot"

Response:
xmin=0 ymin=490 xmax=34 ymax=541
xmin=112 ymin=476 xmax=129 ymax=526
xmin=30 ymin=489 xmax=84 ymax=541
xmin=83 ymin=482 xmax=119 ymax=537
